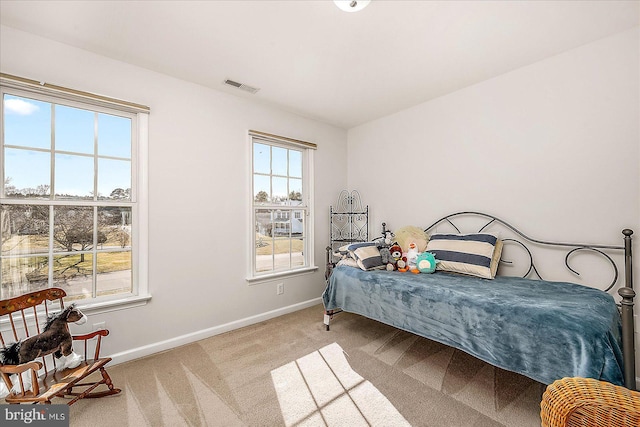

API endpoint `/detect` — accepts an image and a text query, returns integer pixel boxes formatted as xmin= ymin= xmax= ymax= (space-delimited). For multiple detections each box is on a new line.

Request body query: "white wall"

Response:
xmin=348 ymin=27 xmax=638 ymax=242
xmin=347 ymin=27 xmax=640 ymax=379
xmin=0 ymin=25 xmax=348 ymax=361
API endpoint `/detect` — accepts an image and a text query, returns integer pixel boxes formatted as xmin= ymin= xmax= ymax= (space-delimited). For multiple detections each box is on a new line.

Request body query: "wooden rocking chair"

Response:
xmin=0 ymin=288 xmax=121 ymax=404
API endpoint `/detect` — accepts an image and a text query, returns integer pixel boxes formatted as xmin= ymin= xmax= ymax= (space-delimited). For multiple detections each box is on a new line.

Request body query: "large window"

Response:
xmin=1 ymin=80 xmax=148 ymax=304
xmin=251 ymin=132 xmax=314 ymax=278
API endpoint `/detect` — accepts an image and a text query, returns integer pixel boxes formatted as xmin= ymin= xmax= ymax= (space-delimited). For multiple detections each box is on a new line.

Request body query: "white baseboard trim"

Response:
xmin=108 ymin=297 xmax=323 ymax=366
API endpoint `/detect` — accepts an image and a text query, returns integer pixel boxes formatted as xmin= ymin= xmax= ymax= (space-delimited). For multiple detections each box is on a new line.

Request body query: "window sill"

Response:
xmin=75 ymin=293 xmax=152 ymax=316
xmin=0 ymin=294 xmax=152 ymax=330
xmin=246 ymin=266 xmax=319 ymax=285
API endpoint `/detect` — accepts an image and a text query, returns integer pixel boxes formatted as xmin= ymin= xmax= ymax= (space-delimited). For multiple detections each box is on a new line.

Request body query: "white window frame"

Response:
xmin=247 ymin=131 xmax=317 ymax=282
xmin=0 ymin=79 xmax=150 ymax=314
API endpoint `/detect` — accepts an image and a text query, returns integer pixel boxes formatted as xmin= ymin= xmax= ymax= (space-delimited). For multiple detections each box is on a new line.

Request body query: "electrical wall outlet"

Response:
xmin=277 ymin=283 xmax=284 ymax=295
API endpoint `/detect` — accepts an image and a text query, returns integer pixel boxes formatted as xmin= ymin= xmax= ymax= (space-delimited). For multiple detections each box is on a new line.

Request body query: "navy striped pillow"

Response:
xmin=334 ymin=241 xmax=375 ymax=258
xmin=426 ymin=233 xmax=499 ymax=279
xmin=351 ymin=245 xmax=386 ymax=271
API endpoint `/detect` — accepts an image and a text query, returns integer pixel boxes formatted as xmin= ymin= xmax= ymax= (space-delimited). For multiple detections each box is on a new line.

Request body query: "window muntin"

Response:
xmin=1 ymin=90 xmax=138 ymax=302
xmin=252 ymin=137 xmax=310 ymax=276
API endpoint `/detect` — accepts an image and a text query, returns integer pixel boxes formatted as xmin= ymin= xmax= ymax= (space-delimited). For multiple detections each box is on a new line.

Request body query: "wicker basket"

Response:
xmin=541 ymin=377 xmax=640 ymax=427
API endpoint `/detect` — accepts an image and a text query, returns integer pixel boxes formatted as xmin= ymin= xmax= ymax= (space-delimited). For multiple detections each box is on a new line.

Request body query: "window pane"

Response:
xmin=254 ymin=175 xmax=270 ymax=204
xmin=272 ymin=177 xmax=287 ymax=202
xmin=255 ymin=253 xmax=273 ymax=273
xmin=98 ymin=158 xmax=131 ymax=200
xmin=273 ymin=212 xmax=291 ymax=238
xmin=53 ymin=206 xmax=95 ymax=252
xmin=1 ymin=204 xmax=49 ymax=255
xmin=99 ymin=206 xmax=132 ymax=249
xmin=98 ymin=113 xmax=131 ymax=158
xmin=97 ymin=251 xmax=132 ymax=296
xmin=53 ymin=253 xmax=93 ymax=297
xmin=292 ymin=237 xmax=304 ymax=268
xmin=273 ymin=239 xmax=291 ymax=270
xmin=1 ymin=255 xmax=49 ymax=299
xmin=253 ymin=143 xmax=270 ymax=174
xmin=274 ymin=237 xmax=290 ymax=270
xmin=255 ymin=208 xmax=273 ymax=273
xmin=255 ymin=208 xmax=272 ymax=238
xmin=292 ymin=209 xmax=305 ymax=236
xmin=289 ymin=150 xmax=302 ymax=178
xmin=3 ymin=95 xmax=51 ymax=150
xmin=289 ymin=178 xmax=302 ymax=202
xmin=55 ymin=105 xmax=94 ymax=154
xmin=271 ymin=236 xmax=304 ymax=269
xmin=55 ymin=154 xmax=94 ymax=199
xmin=272 ymin=147 xmax=287 ymax=176
xmin=4 ymin=148 xmax=50 ymax=198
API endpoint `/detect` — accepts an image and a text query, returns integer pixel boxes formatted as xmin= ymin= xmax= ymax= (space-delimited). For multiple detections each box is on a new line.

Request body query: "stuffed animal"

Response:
xmin=416 ymin=252 xmax=438 ymax=273
xmin=374 ymin=229 xmax=394 ymax=249
xmin=388 ymin=244 xmax=403 ymax=271
xmin=382 ymin=230 xmax=394 ymax=246
xmin=379 ymin=247 xmax=395 ymax=271
xmin=397 ymin=257 xmax=409 ymax=272
xmin=406 ymin=242 xmax=419 ymax=271
xmin=394 ymin=226 xmax=429 ymax=253
xmin=375 ymin=231 xmax=397 ymax=271
xmin=0 ymin=304 xmax=87 ymax=372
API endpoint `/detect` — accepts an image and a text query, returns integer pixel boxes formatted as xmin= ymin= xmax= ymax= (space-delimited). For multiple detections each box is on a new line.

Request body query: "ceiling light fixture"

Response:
xmin=334 ymin=0 xmax=370 ymax=13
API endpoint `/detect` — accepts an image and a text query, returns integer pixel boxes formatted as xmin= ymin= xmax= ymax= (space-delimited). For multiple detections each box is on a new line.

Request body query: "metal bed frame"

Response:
xmin=325 ymin=211 xmax=636 ymax=390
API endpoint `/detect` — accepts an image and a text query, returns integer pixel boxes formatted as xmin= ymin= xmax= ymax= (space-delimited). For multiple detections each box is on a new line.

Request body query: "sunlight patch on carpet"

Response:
xmin=271 ymin=342 xmax=410 ymax=427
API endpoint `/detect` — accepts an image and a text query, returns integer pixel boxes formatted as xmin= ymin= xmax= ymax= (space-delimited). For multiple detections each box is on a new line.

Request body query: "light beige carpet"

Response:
xmin=59 ymin=304 xmax=544 ymax=426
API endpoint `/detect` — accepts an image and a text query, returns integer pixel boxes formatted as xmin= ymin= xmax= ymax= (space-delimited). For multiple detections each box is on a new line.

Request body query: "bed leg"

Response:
xmin=620 ymin=287 xmax=636 ymax=390
xmin=620 ymin=229 xmax=636 ymax=390
xmin=323 ymin=309 xmax=342 ymax=331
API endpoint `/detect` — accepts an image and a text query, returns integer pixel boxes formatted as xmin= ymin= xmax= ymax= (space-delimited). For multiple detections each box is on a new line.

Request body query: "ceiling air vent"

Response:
xmin=223 ymin=79 xmax=260 ymax=94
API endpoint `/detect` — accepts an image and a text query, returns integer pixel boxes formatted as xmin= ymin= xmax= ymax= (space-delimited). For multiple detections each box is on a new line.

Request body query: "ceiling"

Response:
xmin=0 ymin=1 xmax=638 ymax=129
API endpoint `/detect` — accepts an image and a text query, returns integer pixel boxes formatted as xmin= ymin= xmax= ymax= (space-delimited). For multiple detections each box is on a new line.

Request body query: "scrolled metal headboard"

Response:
xmin=424 ymin=211 xmax=626 ymax=291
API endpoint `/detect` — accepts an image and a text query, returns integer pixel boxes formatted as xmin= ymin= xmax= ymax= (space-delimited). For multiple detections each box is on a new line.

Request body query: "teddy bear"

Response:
xmin=388 ymin=244 xmax=404 ymax=271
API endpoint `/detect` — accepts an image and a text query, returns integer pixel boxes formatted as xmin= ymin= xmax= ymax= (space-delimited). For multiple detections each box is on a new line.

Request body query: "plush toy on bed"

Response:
xmin=406 ymin=242 xmax=419 ymax=273
xmin=384 ymin=230 xmax=394 ymax=246
xmin=416 ymin=252 xmax=439 ymax=274
xmin=373 ymin=230 xmax=394 ymax=249
xmin=388 ymin=244 xmax=404 ymax=271
xmin=374 ymin=229 xmax=396 ymax=271
xmin=379 ymin=247 xmax=394 ymax=271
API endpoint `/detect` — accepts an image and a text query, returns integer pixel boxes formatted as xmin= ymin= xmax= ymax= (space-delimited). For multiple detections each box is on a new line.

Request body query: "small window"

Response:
xmin=251 ymin=133 xmax=313 ymax=278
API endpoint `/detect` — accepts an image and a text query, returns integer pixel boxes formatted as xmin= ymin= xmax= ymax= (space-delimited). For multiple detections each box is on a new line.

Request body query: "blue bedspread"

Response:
xmin=322 ymin=266 xmax=624 ymax=385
